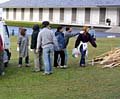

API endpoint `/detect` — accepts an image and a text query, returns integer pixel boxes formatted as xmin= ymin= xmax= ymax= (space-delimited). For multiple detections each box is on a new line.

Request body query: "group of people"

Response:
xmin=0 ymin=21 xmax=97 ymax=76
xmin=17 ymin=21 xmax=97 ymax=75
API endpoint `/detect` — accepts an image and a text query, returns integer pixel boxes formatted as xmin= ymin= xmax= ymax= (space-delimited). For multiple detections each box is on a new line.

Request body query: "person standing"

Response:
xmin=64 ymin=27 xmax=79 ymax=67
xmin=17 ymin=28 xmax=30 ymax=67
xmin=0 ymin=34 xmax=5 ymax=75
xmin=36 ymin=21 xmax=57 ymax=75
xmin=31 ymin=24 xmax=43 ymax=72
xmin=89 ymin=26 xmax=96 ymax=41
xmin=75 ymin=26 xmax=97 ymax=67
xmin=54 ymin=26 xmax=65 ymax=68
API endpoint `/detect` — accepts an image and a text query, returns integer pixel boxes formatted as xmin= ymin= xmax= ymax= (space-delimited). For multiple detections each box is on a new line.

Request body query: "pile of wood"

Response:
xmin=91 ymin=48 xmax=120 ymax=68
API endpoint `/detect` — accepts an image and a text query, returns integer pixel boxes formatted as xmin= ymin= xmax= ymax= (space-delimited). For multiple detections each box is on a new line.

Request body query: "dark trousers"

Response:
xmin=0 ymin=52 xmax=4 ymax=74
xmin=80 ymin=47 xmax=86 ymax=66
xmin=54 ymin=51 xmax=65 ymax=67
xmin=19 ymin=56 xmax=29 ymax=65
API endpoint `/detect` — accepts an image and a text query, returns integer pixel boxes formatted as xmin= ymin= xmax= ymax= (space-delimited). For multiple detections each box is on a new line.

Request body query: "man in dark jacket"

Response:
xmin=31 ymin=24 xmax=43 ymax=72
xmin=0 ymin=34 xmax=5 ymax=75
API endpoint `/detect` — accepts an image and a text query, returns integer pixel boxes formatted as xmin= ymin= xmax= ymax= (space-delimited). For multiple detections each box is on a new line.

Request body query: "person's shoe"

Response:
xmin=0 ymin=72 xmax=5 ymax=76
xmin=18 ymin=64 xmax=22 ymax=68
xmin=80 ymin=64 xmax=86 ymax=67
xmin=63 ymin=65 xmax=68 ymax=69
xmin=32 ymin=69 xmax=40 ymax=72
xmin=25 ymin=64 xmax=30 ymax=67
xmin=60 ymin=66 xmax=64 ymax=69
xmin=42 ymin=72 xmax=52 ymax=76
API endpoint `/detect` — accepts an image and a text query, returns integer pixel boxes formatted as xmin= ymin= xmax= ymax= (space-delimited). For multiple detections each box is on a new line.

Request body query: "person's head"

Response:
xmin=20 ymin=28 xmax=27 ymax=36
xmin=32 ymin=24 xmax=40 ymax=31
xmin=56 ymin=26 xmax=64 ymax=32
xmin=42 ymin=21 xmax=50 ymax=28
xmin=90 ymin=26 xmax=94 ymax=30
xmin=66 ymin=26 xmax=72 ymax=32
xmin=83 ymin=26 xmax=89 ymax=34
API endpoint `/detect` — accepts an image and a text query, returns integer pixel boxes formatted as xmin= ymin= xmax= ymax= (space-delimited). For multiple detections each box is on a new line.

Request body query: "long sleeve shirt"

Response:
xmin=75 ymin=33 xmax=97 ymax=48
xmin=64 ymin=32 xmax=79 ymax=48
xmin=37 ymin=28 xmax=58 ymax=49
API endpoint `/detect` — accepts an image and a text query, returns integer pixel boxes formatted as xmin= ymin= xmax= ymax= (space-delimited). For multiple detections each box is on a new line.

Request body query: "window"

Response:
xmin=39 ymin=8 xmax=43 ymax=21
xmin=72 ymin=8 xmax=77 ymax=23
xmin=60 ymin=8 xmax=64 ymax=22
xmin=49 ymin=8 xmax=53 ymax=21
xmin=6 ymin=8 xmax=9 ymax=19
xmin=21 ymin=8 xmax=25 ymax=20
xmin=99 ymin=8 xmax=106 ymax=24
xmin=85 ymin=8 xmax=91 ymax=24
xmin=13 ymin=8 xmax=16 ymax=20
xmin=30 ymin=8 xmax=33 ymax=21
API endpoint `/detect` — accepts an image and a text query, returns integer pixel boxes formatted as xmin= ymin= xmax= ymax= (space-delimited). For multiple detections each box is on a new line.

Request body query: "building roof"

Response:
xmin=0 ymin=0 xmax=120 ymax=8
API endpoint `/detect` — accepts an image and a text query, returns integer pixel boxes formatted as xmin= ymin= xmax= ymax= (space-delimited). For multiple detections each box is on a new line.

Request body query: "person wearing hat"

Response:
xmin=36 ymin=21 xmax=58 ymax=75
xmin=17 ymin=28 xmax=30 ymax=67
xmin=75 ymin=26 xmax=97 ymax=67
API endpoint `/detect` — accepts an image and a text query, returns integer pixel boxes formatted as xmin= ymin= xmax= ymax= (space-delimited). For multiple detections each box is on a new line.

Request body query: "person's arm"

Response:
xmin=75 ymin=34 xmax=81 ymax=48
xmin=89 ymin=34 xmax=97 ymax=48
xmin=17 ymin=36 xmax=22 ymax=47
xmin=36 ymin=32 xmax=42 ymax=52
xmin=66 ymin=32 xmax=79 ymax=38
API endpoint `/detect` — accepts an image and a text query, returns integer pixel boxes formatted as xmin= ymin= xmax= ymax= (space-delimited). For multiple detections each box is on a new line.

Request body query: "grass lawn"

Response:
xmin=0 ymin=37 xmax=120 ymax=99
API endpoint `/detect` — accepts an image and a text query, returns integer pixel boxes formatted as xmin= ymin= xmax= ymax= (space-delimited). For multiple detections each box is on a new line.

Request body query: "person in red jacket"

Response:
xmin=0 ymin=34 xmax=5 ymax=75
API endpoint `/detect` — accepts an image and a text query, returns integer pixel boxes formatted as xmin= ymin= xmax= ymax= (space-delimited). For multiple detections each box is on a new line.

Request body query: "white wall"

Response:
xmin=33 ymin=8 xmax=39 ymax=22
xmin=16 ymin=8 xmax=21 ymax=21
xmin=64 ymin=8 xmax=72 ymax=24
xmin=77 ymin=8 xmax=85 ymax=25
xmin=9 ymin=8 xmax=13 ymax=20
xmin=42 ymin=8 xmax=49 ymax=21
xmin=53 ymin=8 xmax=60 ymax=24
xmin=90 ymin=8 xmax=100 ymax=25
xmin=106 ymin=8 xmax=117 ymax=26
xmin=24 ymin=8 xmax=30 ymax=21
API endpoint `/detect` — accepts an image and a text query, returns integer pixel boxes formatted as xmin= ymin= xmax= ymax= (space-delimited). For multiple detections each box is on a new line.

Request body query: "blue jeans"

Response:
xmin=80 ymin=47 xmax=86 ymax=66
xmin=64 ymin=49 xmax=68 ymax=65
xmin=43 ymin=47 xmax=54 ymax=73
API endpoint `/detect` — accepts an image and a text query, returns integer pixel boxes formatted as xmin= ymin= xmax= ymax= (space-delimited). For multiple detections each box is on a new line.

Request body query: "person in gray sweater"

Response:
xmin=64 ymin=27 xmax=79 ymax=67
xmin=36 ymin=21 xmax=58 ymax=75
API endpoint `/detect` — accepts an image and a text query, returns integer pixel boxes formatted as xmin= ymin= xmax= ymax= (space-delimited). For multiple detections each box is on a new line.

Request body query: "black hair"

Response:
xmin=66 ymin=26 xmax=71 ymax=31
xmin=56 ymin=26 xmax=63 ymax=32
xmin=32 ymin=24 xmax=40 ymax=31
xmin=42 ymin=21 xmax=50 ymax=28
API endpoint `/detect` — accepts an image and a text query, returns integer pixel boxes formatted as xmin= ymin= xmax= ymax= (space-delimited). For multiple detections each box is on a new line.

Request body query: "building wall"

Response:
xmin=9 ymin=8 xmax=13 ymax=20
xmin=77 ymin=8 xmax=85 ymax=25
xmin=90 ymin=8 xmax=100 ymax=25
xmin=3 ymin=7 xmax=119 ymax=27
xmin=33 ymin=8 xmax=39 ymax=22
xmin=42 ymin=8 xmax=49 ymax=21
xmin=106 ymin=8 xmax=118 ymax=26
xmin=16 ymin=8 xmax=21 ymax=21
xmin=53 ymin=8 xmax=60 ymax=24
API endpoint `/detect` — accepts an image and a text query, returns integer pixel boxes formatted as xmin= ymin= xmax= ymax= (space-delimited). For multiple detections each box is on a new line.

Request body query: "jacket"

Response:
xmin=75 ymin=33 xmax=97 ymax=48
xmin=55 ymin=32 xmax=65 ymax=51
xmin=31 ymin=25 xmax=40 ymax=49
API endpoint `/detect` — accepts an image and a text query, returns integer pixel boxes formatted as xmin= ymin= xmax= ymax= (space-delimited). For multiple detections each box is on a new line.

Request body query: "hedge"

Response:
xmin=5 ymin=20 xmax=59 ymax=28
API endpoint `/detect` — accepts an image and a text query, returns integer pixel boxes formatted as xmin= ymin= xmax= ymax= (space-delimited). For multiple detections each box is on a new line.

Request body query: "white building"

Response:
xmin=0 ymin=0 xmax=120 ymax=27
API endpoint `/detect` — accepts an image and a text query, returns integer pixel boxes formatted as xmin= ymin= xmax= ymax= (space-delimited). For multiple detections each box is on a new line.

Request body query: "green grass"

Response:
xmin=5 ymin=20 xmax=59 ymax=28
xmin=0 ymin=37 xmax=120 ymax=99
